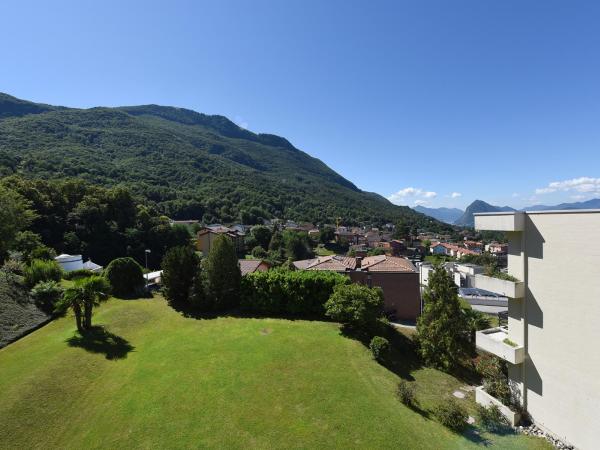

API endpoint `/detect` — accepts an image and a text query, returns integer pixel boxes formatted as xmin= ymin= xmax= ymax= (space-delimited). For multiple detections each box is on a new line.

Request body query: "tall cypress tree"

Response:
xmin=416 ymin=265 xmax=469 ymax=371
xmin=204 ymin=235 xmax=241 ymax=310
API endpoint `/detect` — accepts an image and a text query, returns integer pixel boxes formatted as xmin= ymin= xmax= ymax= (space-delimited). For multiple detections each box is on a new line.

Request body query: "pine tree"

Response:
xmin=204 ymin=235 xmax=241 ymax=310
xmin=416 ymin=265 xmax=469 ymax=371
xmin=161 ymin=246 xmax=199 ymax=306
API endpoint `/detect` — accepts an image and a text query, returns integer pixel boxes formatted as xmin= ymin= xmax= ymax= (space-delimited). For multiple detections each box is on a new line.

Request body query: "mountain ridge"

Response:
xmin=0 ymin=93 xmax=449 ymax=230
xmin=414 ymin=198 xmax=600 ymax=227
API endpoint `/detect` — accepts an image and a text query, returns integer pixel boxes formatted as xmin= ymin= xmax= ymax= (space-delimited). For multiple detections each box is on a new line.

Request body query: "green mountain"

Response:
xmin=0 ymin=93 xmax=449 ymax=229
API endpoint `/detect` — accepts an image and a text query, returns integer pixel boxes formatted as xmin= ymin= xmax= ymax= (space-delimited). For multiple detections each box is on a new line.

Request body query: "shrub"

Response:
xmin=63 ymin=269 xmax=94 ymax=280
xmin=24 ymin=259 xmax=62 ymax=288
xmin=241 ymin=269 xmax=349 ymax=316
xmin=30 ymin=280 xmax=64 ymax=314
xmin=434 ymin=398 xmax=468 ymax=431
xmin=476 ymin=355 xmax=512 ymax=404
xmin=369 ymin=336 xmax=390 ymax=361
xmin=2 ymin=257 xmax=24 ymax=276
xmin=396 ymin=380 xmax=417 ymax=408
xmin=161 ymin=246 xmax=200 ymax=306
xmin=476 ymin=404 xmax=509 ymax=431
xmin=251 ymin=246 xmax=267 ymax=258
xmin=104 ymin=257 xmax=145 ymax=298
xmin=324 ymin=284 xmax=384 ymax=329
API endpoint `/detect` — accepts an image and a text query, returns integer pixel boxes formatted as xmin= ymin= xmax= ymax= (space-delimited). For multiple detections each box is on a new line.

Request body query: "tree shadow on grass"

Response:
xmin=462 ymin=425 xmax=492 ymax=446
xmin=340 ymin=323 xmax=423 ymax=382
xmin=66 ymin=326 xmax=134 ymax=360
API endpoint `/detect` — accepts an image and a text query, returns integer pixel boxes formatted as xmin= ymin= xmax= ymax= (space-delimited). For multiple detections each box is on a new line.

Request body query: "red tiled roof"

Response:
xmin=293 ymin=255 xmax=416 ymax=273
xmin=239 ymin=259 xmax=269 ymax=276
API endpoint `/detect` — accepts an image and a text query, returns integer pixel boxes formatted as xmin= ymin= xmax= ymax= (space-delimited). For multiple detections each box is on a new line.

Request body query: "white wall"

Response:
xmin=515 ymin=211 xmax=600 ymax=449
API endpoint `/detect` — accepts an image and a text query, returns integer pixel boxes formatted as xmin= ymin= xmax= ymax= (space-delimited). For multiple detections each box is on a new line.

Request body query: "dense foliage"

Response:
xmin=396 ymin=381 xmax=418 ymax=408
xmin=416 ymin=266 xmax=469 ymax=371
xmin=203 ymin=235 xmax=241 ymax=311
xmin=0 ymin=93 xmax=454 ymax=229
xmin=104 ymin=257 xmax=145 ymax=298
xmin=24 ymin=259 xmax=62 ymax=288
xmin=240 ymin=269 xmax=350 ymax=316
xmin=324 ymin=284 xmax=384 ymax=329
xmin=161 ymin=246 xmax=200 ymax=306
xmin=0 ymin=176 xmax=190 ymax=268
xmin=30 ymin=280 xmax=64 ymax=314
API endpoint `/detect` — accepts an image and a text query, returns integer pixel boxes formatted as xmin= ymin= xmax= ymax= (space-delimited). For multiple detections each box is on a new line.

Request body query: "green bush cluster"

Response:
xmin=433 ymin=398 xmax=468 ymax=431
xmin=241 ymin=270 xmax=350 ymax=316
xmin=104 ymin=257 xmax=145 ymax=298
xmin=396 ymin=381 xmax=417 ymax=408
xmin=324 ymin=284 xmax=384 ymax=329
xmin=30 ymin=280 xmax=64 ymax=314
xmin=62 ymin=269 xmax=94 ymax=280
xmin=369 ymin=336 xmax=390 ymax=361
xmin=24 ymin=259 xmax=62 ymax=288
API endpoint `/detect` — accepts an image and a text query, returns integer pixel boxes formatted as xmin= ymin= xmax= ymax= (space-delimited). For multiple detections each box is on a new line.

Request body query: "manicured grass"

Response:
xmin=0 ymin=297 xmax=550 ymax=449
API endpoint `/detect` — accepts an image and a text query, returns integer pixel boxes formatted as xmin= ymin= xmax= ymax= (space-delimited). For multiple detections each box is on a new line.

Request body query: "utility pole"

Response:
xmin=144 ymin=249 xmax=151 ymax=288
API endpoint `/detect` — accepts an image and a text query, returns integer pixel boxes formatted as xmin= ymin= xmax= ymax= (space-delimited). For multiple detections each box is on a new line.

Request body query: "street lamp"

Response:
xmin=144 ymin=249 xmax=151 ymax=288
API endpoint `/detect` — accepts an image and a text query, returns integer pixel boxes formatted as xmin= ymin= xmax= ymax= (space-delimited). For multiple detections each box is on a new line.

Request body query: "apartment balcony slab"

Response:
xmin=473 ymin=274 xmax=525 ymax=298
xmin=476 ymin=327 xmax=525 ymax=364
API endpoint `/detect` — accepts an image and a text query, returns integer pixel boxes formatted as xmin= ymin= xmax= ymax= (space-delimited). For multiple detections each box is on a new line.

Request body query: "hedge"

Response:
xmin=241 ymin=269 xmax=350 ymax=316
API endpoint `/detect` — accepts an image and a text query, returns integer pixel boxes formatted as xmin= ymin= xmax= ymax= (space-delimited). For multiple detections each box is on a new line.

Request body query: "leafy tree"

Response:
xmin=324 ymin=284 xmax=384 ymax=330
xmin=367 ymin=247 xmax=386 ymax=256
xmin=104 ymin=257 xmax=145 ymax=298
xmin=0 ymin=186 xmax=36 ymax=261
xmin=249 ymin=225 xmax=272 ymax=250
xmin=204 ymin=235 xmax=241 ymax=311
xmin=416 ymin=266 xmax=469 ymax=370
xmin=319 ymin=226 xmax=335 ymax=244
xmin=161 ymin=246 xmax=200 ymax=306
xmin=57 ymin=275 xmax=110 ymax=331
xmin=251 ymin=246 xmax=267 ymax=258
xmin=12 ymin=231 xmax=56 ymax=262
xmin=282 ymin=230 xmax=313 ymax=261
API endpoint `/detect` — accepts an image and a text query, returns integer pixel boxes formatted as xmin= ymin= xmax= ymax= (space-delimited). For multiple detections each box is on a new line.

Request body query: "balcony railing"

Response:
xmin=473 ymin=274 xmax=524 ymax=298
xmin=476 ymin=327 xmax=525 ymax=364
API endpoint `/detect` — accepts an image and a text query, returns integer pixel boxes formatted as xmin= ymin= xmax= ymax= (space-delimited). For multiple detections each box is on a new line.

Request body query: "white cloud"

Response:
xmin=413 ymin=200 xmax=428 ymax=206
xmin=512 ymin=192 xmax=520 ymax=198
xmin=387 ymin=187 xmax=437 ymax=204
xmin=535 ymin=177 xmax=600 ymax=196
xmin=450 ymin=192 xmax=462 ymax=198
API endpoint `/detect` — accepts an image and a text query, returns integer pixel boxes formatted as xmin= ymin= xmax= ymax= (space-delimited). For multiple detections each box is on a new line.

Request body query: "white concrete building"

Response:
xmin=474 ymin=210 xmax=600 ymax=449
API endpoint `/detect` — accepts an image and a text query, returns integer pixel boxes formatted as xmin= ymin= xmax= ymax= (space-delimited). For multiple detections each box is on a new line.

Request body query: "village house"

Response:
xmin=197 ymin=225 xmax=245 ymax=254
xmin=238 ymin=259 xmax=271 ymax=276
xmin=293 ymin=255 xmax=421 ymax=320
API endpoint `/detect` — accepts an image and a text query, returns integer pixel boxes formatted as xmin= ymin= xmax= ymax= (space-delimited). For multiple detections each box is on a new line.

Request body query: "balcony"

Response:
xmin=474 ymin=212 xmax=525 ymax=232
xmin=473 ymin=274 xmax=524 ymax=298
xmin=475 ymin=386 xmax=521 ymax=426
xmin=476 ymin=327 xmax=525 ymax=364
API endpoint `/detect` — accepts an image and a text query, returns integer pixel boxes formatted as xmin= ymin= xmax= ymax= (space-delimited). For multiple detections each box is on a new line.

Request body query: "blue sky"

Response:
xmin=1 ymin=0 xmax=599 ymax=209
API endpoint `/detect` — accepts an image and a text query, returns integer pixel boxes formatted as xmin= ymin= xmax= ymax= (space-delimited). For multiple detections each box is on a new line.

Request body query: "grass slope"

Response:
xmin=0 ymin=273 xmax=49 ymax=348
xmin=0 ymin=298 xmax=550 ymax=449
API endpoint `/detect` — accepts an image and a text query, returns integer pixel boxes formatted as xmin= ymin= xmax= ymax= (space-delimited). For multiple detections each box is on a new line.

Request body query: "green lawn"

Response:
xmin=0 ymin=297 xmax=550 ymax=449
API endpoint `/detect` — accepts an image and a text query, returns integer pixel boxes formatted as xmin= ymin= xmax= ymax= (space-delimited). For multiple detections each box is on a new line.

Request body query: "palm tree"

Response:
xmin=57 ymin=276 xmax=111 ymax=332
xmin=463 ymin=307 xmax=492 ymax=347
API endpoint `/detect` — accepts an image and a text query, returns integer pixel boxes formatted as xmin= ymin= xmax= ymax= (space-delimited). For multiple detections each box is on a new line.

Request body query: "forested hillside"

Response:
xmin=0 ymin=93 xmax=448 ymax=229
